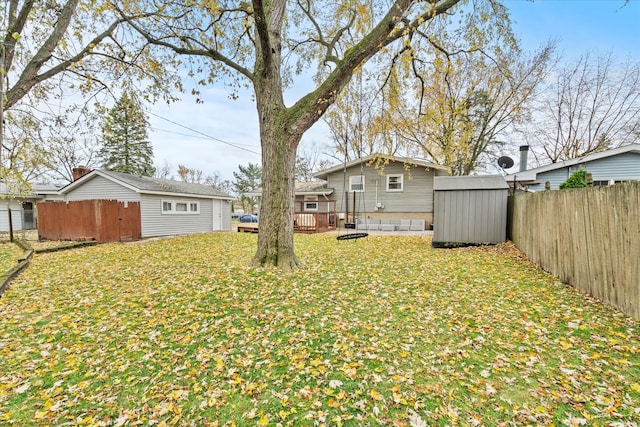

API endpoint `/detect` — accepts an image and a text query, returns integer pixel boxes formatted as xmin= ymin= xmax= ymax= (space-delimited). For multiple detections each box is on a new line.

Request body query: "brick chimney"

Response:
xmin=72 ymin=166 xmax=92 ymax=181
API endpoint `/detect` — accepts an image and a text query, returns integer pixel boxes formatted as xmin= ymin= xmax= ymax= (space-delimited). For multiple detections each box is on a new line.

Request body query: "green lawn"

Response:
xmin=1 ymin=233 xmax=639 ymax=426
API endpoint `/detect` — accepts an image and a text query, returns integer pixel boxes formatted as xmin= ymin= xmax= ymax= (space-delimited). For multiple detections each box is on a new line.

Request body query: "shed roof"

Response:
xmin=59 ymin=169 xmax=234 ymax=199
xmin=434 ymin=175 xmax=509 ymax=191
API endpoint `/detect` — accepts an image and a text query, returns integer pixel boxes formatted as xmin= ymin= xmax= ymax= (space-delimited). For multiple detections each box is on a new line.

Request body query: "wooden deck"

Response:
xmin=235 ymin=200 xmax=337 ymax=234
xmin=237 ymin=225 xmax=259 ymax=233
xmin=293 ymin=212 xmax=337 ymax=233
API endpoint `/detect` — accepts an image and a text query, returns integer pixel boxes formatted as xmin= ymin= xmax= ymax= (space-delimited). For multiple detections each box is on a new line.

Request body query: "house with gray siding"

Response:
xmin=56 ymin=168 xmax=233 ymax=237
xmin=313 ymin=154 xmax=450 ymax=228
xmin=505 ymin=144 xmax=640 ymax=191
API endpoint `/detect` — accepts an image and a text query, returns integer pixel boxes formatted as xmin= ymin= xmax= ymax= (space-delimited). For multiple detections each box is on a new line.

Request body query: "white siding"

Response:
xmin=220 ymin=200 xmax=232 ymax=231
xmin=325 ymin=162 xmax=436 ymax=213
xmin=0 ymin=200 xmax=25 ymax=231
xmin=64 ymin=176 xmax=140 ymax=202
xmin=140 ymin=194 xmax=213 ymax=237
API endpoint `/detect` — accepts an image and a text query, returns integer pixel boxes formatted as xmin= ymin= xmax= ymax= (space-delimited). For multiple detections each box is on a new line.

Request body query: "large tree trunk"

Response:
xmin=249 ymin=0 xmax=301 ymax=270
xmin=249 ymin=121 xmax=301 ymax=270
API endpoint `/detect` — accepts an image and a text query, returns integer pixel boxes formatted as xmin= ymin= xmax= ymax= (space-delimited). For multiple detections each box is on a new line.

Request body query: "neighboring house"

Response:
xmin=313 ymin=154 xmax=450 ymax=227
xmin=505 ymin=144 xmax=640 ymax=191
xmin=52 ymin=168 xmax=233 ymax=238
xmin=0 ymin=181 xmax=62 ymax=232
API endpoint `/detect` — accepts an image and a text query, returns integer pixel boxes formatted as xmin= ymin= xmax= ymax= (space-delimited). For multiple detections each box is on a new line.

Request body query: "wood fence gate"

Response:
xmin=37 ymin=200 xmax=141 ymax=242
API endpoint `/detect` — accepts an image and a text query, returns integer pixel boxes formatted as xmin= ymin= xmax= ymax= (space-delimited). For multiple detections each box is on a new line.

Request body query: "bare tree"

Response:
xmin=295 ymin=142 xmax=334 ymax=181
xmin=46 ymin=136 xmax=100 ymax=184
xmin=177 ymin=164 xmax=233 ymax=194
xmin=154 ymin=161 xmax=174 ymax=180
xmin=177 ymin=164 xmax=204 ymax=184
xmin=204 ymin=172 xmax=234 ymax=195
xmin=527 ymin=52 xmax=640 ymax=163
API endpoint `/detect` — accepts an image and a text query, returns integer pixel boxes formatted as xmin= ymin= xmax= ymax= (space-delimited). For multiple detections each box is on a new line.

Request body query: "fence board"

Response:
xmin=38 ymin=200 xmax=141 ymax=243
xmin=510 ymin=182 xmax=640 ymax=319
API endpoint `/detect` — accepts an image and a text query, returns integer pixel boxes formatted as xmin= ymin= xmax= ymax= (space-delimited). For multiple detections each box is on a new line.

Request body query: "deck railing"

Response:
xmin=293 ymin=200 xmax=337 ymax=233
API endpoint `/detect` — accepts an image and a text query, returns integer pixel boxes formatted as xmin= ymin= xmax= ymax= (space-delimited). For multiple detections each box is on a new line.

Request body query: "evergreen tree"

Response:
xmin=98 ymin=92 xmax=155 ymax=176
xmin=233 ymin=163 xmax=262 ymax=214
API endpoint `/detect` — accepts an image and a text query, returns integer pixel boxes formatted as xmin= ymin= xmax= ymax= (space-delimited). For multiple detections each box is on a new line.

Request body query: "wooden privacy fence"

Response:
xmin=510 ymin=182 xmax=640 ymax=319
xmin=38 ymin=200 xmax=142 ymax=243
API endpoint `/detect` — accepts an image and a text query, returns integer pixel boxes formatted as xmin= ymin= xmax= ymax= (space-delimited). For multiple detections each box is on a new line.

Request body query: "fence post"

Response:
xmin=7 ymin=207 xmax=13 ymax=242
xmin=506 ymin=195 xmax=514 ymax=241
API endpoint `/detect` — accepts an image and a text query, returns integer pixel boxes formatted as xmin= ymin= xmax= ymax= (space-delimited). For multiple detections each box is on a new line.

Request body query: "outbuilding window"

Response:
xmin=162 ymin=200 xmax=200 ymax=214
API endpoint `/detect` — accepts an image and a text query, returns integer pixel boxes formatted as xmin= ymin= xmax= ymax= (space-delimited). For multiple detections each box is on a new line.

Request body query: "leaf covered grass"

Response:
xmin=0 ymin=242 xmax=23 ymax=273
xmin=1 ymin=233 xmax=639 ymax=426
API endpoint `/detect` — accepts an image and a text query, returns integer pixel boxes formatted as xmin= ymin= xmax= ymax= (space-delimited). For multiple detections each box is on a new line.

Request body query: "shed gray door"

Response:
xmin=434 ymin=189 xmax=507 ymax=244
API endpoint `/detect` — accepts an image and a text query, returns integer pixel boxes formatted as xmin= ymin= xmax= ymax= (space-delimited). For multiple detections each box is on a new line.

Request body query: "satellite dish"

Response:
xmin=497 ymin=156 xmax=514 ymax=170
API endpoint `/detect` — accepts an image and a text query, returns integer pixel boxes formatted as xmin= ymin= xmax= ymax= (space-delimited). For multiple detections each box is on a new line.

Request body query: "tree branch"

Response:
xmin=252 ymin=0 xmax=272 ymax=70
xmin=6 ymin=15 xmax=124 ymax=109
xmin=116 ymin=7 xmax=254 ymax=82
xmin=5 ymin=0 xmax=80 ymax=108
xmin=290 ymin=0 xmax=463 ymax=137
xmin=3 ymin=0 xmax=35 ymax=72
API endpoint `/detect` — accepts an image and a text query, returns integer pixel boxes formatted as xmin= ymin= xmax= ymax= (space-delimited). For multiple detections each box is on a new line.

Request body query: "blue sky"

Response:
xmin=148 ymin=0 xmax=640 ymax=181
xmin=506 ymin=0 xmax=639 ymax=57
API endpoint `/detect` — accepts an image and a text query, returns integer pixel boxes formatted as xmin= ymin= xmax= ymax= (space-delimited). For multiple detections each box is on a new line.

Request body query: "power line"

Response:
xmin=151 ymin=127 xmax=257 ymax=147
xmin=147 ymin=110 xmax=261 ymax=156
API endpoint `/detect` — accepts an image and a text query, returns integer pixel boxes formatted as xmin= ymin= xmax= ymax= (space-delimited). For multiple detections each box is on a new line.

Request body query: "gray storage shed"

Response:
xmin=432 ymin=175 xmax=509 ymax=247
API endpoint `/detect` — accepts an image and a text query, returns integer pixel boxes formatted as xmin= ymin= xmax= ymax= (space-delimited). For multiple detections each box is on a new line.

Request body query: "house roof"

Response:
xmin=434 ymin=175 xmax=509 ymax=191
xmin=59 ymin=169 xmax=234 ymax=200
xmin=505 ymin=143 xmax=640 ymax=182
xmin=32 ymin=183 xmax=62 ymax=195
xmin=0 ymin=181 xmax=61 ymax=198
xmin=313 ymin=153 xmax=449 ymax=180
xmin=244 ymin=181 xmax=333 ymax=198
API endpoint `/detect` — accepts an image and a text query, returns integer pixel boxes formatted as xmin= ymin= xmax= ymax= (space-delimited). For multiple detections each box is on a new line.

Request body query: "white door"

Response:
xmin=212 ymin=200 xmax=222 ymax=230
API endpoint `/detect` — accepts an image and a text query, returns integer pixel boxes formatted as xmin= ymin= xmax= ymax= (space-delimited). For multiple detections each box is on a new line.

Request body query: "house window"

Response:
xmin=386 ymin=174 xmax=404 ymax=192
xmin=162 ymin=200 xmax=200 ymax=214
xmin=349 ymin=175 xmax=365 ymax=192
xmin=304 ymin=196 xmax=318 ymax=211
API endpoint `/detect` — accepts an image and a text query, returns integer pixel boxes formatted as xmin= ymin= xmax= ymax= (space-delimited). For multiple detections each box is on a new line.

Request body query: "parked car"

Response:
xmin=239 ymin=214 xmax=258 ymax=223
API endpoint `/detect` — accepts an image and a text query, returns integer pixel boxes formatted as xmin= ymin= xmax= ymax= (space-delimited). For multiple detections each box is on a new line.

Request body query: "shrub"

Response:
xmin=559 ymin=168 xmax=588 ymax=189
